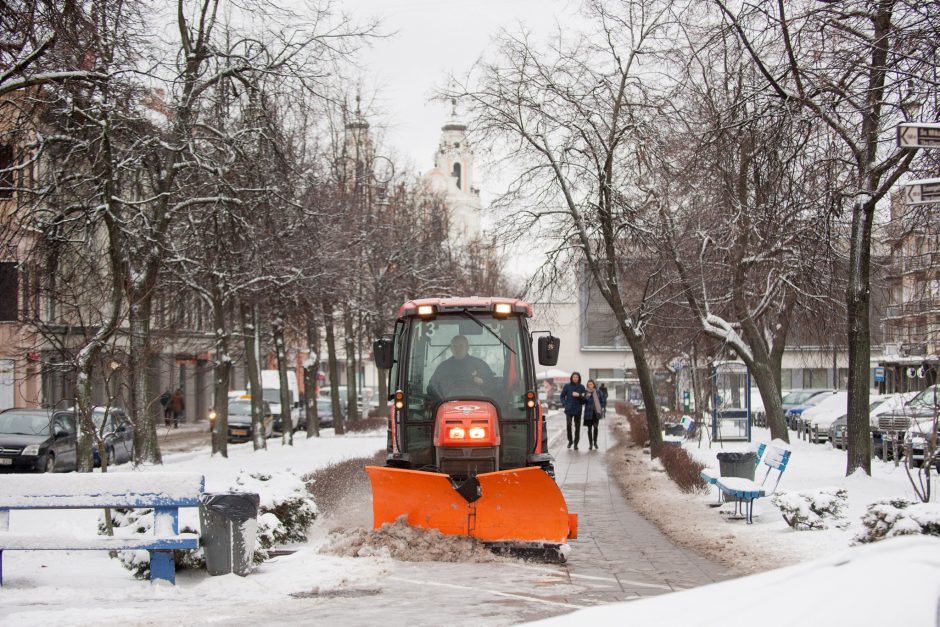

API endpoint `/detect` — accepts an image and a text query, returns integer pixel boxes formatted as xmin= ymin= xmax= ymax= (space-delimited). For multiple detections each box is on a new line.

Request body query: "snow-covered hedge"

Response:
xmin=771 ymin=488 xmax=848 ymax=530
xmin=99 ymin=470 xmax=318 ymax=578
xmin=98 ymin=507 xmax=204 ymax=579
xmin=233 ymin=470 xmax=318 ymax=543
xmin=855 ymin=498 xmax=940 ymax=544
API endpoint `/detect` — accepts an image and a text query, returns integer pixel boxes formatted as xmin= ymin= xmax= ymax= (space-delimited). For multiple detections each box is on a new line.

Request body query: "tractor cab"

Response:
xmin=374 ymin=297 xmax=559 ymax=478
xmin=369 ymin=297 xmax=576 ymax=548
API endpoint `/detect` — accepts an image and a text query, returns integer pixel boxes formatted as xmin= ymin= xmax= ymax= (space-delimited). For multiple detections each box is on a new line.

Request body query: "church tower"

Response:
xmin=426 ymin=100 xmax=482 ymax=243
xmin=343 ymin=96 xmax=373 ymax=194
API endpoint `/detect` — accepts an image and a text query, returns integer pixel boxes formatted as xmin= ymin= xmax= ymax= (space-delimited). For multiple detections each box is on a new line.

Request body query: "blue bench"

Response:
xmin=715 ymin=444 xmax=791 ymax=523
xmin=0 ymin=472 xmax=204 ymax=585
xmin=700 ymin=443 xmax=766 ymax=506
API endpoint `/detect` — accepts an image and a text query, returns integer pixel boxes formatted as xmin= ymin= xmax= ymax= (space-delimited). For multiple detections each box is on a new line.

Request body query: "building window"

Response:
xmin=0 ymin=144 xmax=14 ymax=199
xmin=581 ymin=280 xmax=625 ymax=349
xmin=0 ymin=262 xmax=18 ymax=321
xmin=451 ymin=162 xmax=462 ymax=190
xmin=802 ymin=368 xmax=828 ymax=388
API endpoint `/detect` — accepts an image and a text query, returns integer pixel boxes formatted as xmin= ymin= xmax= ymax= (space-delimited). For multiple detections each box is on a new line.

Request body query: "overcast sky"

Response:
xmin=339 ymin=0 xmax=583 ymax=174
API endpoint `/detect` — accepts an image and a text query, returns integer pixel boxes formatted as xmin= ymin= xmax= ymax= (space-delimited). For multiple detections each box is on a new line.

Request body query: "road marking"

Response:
xmin=388 ymin=576 xmax=588 ymax=609
xmin=497 ymin=561 xmax=674 ymax=591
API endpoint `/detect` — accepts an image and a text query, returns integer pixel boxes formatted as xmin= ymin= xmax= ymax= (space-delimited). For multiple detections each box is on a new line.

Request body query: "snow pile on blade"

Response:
xmin=321 ymin=516 xmax=505 ymax=563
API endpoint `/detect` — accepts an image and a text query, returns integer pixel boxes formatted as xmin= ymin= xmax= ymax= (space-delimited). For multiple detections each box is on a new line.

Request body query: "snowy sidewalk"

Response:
xmin=552 ymin=415 xmax=730 ymax=601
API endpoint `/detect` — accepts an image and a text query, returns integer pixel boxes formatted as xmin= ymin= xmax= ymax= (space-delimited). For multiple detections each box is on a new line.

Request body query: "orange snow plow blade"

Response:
xmin=366 ymin=465 xmax=577 ymax=544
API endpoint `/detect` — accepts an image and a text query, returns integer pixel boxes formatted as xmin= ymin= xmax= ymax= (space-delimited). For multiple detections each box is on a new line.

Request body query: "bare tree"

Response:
xmin=448 ymin=1 xmax=687 ymax=456
xmin=712 ymin=0 xmax=940 ymax=474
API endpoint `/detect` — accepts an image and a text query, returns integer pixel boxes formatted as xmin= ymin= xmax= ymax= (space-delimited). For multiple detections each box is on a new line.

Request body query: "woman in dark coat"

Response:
xmin=560 ymin=372 xmax=586 ymax=450
xmin=583 ymin=379 xmax=607 ymax=450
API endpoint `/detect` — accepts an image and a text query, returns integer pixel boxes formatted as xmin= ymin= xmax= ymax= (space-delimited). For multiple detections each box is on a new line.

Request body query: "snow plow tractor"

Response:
xmin=367 ymin=297 xmax=577 ymax=556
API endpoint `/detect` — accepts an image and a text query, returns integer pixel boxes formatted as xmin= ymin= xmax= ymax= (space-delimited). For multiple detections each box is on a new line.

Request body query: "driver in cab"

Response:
xmin=428 ymin=334 xmax=495 ymax=398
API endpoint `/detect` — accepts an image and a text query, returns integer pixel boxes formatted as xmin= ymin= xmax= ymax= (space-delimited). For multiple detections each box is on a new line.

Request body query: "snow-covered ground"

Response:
xmin=529 ymin=536 xmax=940 ymax=627
xmin=610 ymin=418 xmax=938 ymax=571
xmin=1 ymin=432 xmax=387 ymax=626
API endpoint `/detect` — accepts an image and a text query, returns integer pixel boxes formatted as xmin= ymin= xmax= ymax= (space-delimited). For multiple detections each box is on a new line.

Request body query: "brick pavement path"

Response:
xmin=552 ymin=414 xmax=730 ymax=604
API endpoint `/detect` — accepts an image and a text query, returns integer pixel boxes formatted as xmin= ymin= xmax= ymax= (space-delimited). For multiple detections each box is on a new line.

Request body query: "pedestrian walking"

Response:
xmin=159 ymin=389 xmax=173 ymax=425
xmin=169 ymin=388 xmax=185 ymax=428
xmin=583 ymin=379 xmax=607 ymax=450
xmin=598 ymin=383 xmax=608 ymax=405
xmin=560 ymin=371 xmax=586 ymax=450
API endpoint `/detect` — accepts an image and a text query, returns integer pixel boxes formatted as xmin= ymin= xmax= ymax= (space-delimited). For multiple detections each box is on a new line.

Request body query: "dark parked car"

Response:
xmin=315 ymin=398 xmax=337 ymax=429
xmin=0 ymin=408 xmax=77 ymax=473
xmin=227 ymin=399 xmax=274 ymax=443
xmin=91 ymin=408 xmax=134 ymax=466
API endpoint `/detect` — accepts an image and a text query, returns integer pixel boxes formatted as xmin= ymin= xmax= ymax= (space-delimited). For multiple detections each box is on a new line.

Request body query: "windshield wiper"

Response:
xmin=459 ymin=309 xmax=516 ymax=356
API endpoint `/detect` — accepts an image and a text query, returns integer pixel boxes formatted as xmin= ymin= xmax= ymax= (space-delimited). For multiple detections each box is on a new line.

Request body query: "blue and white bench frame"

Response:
xmin=0 ymin=473 xmax=204 ymax=585
xmin=715 ymin=445 xmax=791 ymax=524
xmin=700 ymin=443 xmax=766 ymax=506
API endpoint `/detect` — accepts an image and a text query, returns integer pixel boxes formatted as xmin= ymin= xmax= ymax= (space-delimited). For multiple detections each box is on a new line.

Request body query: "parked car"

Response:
xmin=898 ymin=386 xmax=939 ymax=468
xmin=315 ymin=397 xmax=337 ymax=428
xmin=784 ymin=390 xmax=833 ymax=428
xmin=0 ymin=408 xmax=77 ymax=473
xmin=828 ymin=394 xmax=909 ymax=449
xmin=226 ymin=399 xmax=274 ymax=443
xmin=90 ymin=407 xmax=134 ymax=466
xmin=800 ymin=392 xmax=850 ymax=442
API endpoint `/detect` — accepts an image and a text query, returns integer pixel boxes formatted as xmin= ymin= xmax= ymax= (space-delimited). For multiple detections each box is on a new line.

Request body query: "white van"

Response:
xmin=260 ymin=369 xmax=300 ymax=432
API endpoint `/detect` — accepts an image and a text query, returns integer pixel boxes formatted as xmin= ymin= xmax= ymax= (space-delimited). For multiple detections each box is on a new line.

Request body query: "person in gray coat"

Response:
xmin=583 ymin=379 xmax=607 ymax=450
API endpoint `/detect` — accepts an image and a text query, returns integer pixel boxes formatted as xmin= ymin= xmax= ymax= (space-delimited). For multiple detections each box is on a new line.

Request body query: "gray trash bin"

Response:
xmin=199 ymin=492 xmax=260 ymax=576
xmin=716 ymin=451 xmax=757 ymax=503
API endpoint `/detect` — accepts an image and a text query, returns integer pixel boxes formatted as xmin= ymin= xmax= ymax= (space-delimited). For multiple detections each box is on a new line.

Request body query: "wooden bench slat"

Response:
xmin=0 ymin=533 xmax=199 ymax=551
xmin=0 ymin=472 xmax=205 ymax=509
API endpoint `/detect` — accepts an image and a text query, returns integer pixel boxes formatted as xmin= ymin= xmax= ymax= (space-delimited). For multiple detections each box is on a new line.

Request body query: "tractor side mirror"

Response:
xmin=373 ymin=338 xmax=394 ymax=370
xmin=538 ymin=335 xmax=560 ymax=366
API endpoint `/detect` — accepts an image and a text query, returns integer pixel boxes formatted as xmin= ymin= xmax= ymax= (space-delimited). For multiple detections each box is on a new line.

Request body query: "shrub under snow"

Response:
xmin=98 ymin=507 xmax=204 ymax=579
xmin=771 ymin=488 xmax=848 ymax=530
xmin=856 ymin=498 xmax=940 ymax=544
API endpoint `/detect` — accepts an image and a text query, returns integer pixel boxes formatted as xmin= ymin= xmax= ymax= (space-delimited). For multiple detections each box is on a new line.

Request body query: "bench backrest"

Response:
xmin=761 ymin=446 xmax=790 ymax=472
xmin=0 ymin=473 xmax=205 ymax=509
xmin=757 ymin=445 xmax=791 ymax=494
xmin=755 ymin=442 xmax=767 ymax=465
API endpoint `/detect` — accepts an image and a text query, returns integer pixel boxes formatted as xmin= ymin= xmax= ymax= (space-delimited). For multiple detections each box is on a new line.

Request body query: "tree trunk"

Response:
xmin=129 ymin=297 xmax=161 ymax=464
xmin=845 ymin=199 xmax=874 ymax=475
xmin=305 ymin=313 xmax=321 ymax=438
xmin=74 ymin=358 xmax=97 ymax=472
xmin=626 ymin=330 xmax=664 ymax=458
xmin=242 ymin=302 xmax=265 ymax=450
xmin=211 ymin=292 xmax=230 ymax=457
xmin=343 ymin=305 xmax=360 ymax=424
xmin=273 ymin=314 xmax=294 ymax=445
xmin=324 ymin=304 xmax=345 ymax=435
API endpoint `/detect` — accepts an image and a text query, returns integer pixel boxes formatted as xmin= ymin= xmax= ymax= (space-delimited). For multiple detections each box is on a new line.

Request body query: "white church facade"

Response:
xmin=424 ymin=102 xmax=483 ymax=243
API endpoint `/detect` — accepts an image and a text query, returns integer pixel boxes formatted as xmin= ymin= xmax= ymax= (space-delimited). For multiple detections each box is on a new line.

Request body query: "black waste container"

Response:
xmin=199 ymin=492 xmax=260 ymax=576
xmin=716 ymin=451 xmax=757 ymax=480
xmin=716 ymin=451 xmax=757 ymax=503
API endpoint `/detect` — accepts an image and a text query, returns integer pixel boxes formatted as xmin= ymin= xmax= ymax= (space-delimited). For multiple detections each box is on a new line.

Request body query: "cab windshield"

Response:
xmin=405 ymin=313 xmax=527 ymax=422
xmin=402 ymin=313 xmax=530 ymax=469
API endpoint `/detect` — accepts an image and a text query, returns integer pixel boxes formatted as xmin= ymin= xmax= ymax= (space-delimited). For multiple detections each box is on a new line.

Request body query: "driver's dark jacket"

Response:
xmin=428 ymin=355 xmax=495 ymax=398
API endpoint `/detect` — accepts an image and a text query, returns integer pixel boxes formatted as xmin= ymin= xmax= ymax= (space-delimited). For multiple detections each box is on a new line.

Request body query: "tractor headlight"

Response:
xmin=209 ymin=409 xmax=217 ymax=421
xmin=468 ymin=427 xmax=487 ymax=439
xmin=448 ymin=427 xmax=466 ymax=439
xmin=22 ymin=444 xmax=41 ymax=456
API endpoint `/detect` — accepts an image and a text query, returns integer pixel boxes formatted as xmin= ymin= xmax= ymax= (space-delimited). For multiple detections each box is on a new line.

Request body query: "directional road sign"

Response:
xmin=897 ymin=123 xmax=940 ymax=149
xmin=903 ymin=177 xmax=940 ymax=205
